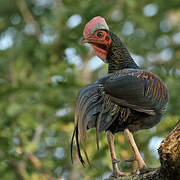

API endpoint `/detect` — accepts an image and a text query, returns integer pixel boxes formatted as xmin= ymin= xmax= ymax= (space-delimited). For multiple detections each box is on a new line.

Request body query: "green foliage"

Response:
xmin=0 ymin=0 xmax=179 ymax=179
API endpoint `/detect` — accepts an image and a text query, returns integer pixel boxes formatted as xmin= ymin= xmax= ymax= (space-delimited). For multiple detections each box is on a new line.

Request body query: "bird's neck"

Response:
xmin=106 ymin=33 xmax=139 ymax=73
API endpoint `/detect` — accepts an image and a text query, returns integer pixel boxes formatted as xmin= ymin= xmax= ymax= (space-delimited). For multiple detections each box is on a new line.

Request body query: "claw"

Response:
xmin=111 ymin=170 xmax=131 ymax=177
xmin=135 ymin=169 xmax=140 ymax=175
xmin=139 ymin=166 xmax=150 ymax=174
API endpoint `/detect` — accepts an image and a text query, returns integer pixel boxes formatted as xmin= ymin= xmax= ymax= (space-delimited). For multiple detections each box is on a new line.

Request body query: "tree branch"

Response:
xmin=15 ymin=0 xmax=41 ymax=39
xmin=158 ymin=119 xmax=180 ymax=179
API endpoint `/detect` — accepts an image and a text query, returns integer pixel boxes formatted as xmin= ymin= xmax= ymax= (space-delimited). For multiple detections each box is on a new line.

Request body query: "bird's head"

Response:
xmin=80 ymin=16 xmax=112 ymax=61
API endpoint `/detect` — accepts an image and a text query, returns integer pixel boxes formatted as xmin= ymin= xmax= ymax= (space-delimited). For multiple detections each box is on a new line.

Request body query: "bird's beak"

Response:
xmin=80 ymin=37 xmax=93 ymax=44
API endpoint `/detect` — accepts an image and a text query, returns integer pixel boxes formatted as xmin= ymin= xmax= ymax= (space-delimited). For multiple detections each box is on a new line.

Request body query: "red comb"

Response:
xmin=83 ymin=16 xmax=109 ymax=37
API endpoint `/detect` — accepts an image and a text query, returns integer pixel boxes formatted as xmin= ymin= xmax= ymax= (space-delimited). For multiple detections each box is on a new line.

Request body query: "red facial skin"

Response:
xmin=83 ymin=30 xmax=112 ymax=61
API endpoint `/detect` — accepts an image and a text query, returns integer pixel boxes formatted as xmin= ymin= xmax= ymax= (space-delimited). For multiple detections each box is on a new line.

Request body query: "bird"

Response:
xmin=71 ymin=16 xmax=168 ymax=177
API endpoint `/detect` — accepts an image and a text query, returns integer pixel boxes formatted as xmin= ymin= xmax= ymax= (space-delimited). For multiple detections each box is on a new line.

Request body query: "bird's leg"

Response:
xmin=124 ymin=129 xmax=146 ymax=171
xmin=106 ymin=131 xmax=129 ymax=177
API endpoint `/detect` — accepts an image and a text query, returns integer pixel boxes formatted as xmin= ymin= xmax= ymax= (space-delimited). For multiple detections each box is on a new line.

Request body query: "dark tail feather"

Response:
xmin=80 ymin=93 xmax=98 ymax=140
xmin=73 ymin=84 xmax=102 ymax=167
xmin=78 ymin=121 xmax=91 ymax=166
xmin=75 ymin=125 xmax=86 ymax=167
xmin=70 ymin=127 xmax=76 ymax=164
xmin=82 ymin=96 xmax=104 ymax=127
xmin=77 ymin=84 xmax=98 ymax=111
xmin=95 ymin=121 xmax=100 ymax=151
xmin=95 ymin=103 xmax=104 ymax=151
xmin=77 ymin=86 xmax=100 ymax=166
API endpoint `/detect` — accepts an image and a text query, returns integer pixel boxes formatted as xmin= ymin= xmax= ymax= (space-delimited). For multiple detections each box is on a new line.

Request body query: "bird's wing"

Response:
xmin=103 ymin=69 xmax=168 ymax=115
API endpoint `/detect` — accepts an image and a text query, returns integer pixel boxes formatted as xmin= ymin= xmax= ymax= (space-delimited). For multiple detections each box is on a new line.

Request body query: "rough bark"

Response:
xmin=158 ymin=119 xmax=180 ymax=179
xmin=104 ymin=120 xmax=180 ymax=180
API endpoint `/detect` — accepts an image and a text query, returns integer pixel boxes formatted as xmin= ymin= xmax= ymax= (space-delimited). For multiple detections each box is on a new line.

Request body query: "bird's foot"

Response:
xmin=130 ymin=165 xmax=147 ymax=175
xmin=138 ymin=166 xmax=155 ymax=174
xmin=125 ymin=155 xmax=147 ymax=172
xmin=111 ymin=159 xmax=131 ymax=177
xmin=124 ymin=156 xmax=148 ymax=175
xmin=111 ymin=170 xmax=131 ymax=177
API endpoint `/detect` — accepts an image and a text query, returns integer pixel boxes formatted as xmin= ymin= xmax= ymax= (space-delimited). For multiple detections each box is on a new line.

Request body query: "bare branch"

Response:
xmin=15 ymin=0 xmax=41 ymax=39
xmin=32 ymin=124 xmax=43 ymax=143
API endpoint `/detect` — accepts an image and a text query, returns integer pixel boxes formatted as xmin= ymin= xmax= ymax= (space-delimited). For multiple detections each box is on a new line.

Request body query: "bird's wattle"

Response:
xmin=91 ymin=43 xmax=108 ymax=61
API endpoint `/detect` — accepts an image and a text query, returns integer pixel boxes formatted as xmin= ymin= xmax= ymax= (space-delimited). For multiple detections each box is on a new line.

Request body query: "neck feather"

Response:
xmin=106 ymin=32 xmax=139 ymax=73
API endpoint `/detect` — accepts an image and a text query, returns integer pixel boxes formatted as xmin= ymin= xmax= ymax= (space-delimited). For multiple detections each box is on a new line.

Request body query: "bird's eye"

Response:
xmin=96 ymin=32 xmax=104 ymax=38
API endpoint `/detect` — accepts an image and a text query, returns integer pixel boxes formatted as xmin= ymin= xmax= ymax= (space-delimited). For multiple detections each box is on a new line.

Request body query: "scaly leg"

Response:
xmin=124 ymin=129 xmax=146 ymax=171
xmin=106 ymin=131 xmax=129 ymax=177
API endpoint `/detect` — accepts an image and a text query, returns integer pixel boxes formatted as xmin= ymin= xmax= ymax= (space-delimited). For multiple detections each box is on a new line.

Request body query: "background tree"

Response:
xmin=0 ymin=0 xmax=179 ymax=179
